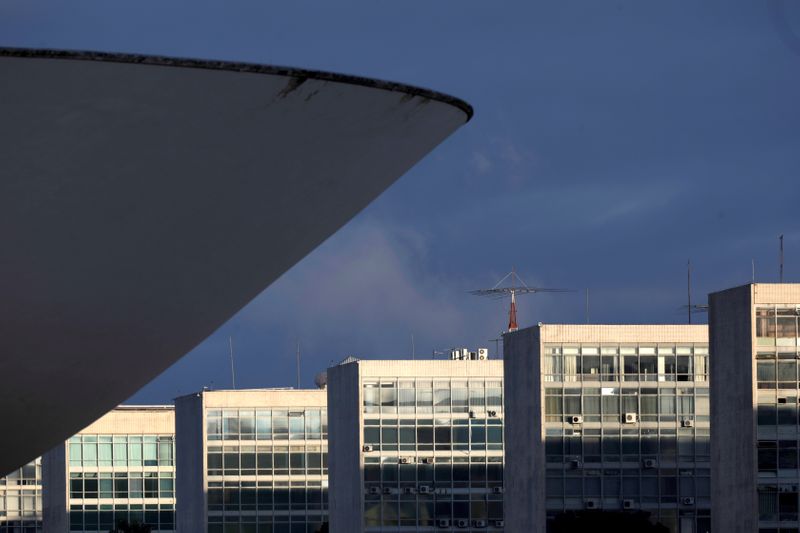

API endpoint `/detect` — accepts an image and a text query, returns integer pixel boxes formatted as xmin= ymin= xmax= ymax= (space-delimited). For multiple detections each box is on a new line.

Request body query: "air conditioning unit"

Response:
xmin=492 ymin=486 xmax=504 ymax=494
xmin=487 ymin=410 xmax=498 ymax=417
xmin=456 ymin=519 xmax=469 ymax=528
xmin=494 ymin=520 xmax=505 ymax=528
xmin=419 ymin=485 xmax=433 ymax=494
xmin=570 ymin=415 xmax=583 ymax=424
xmin=368 ymin=486 xmax=380 ymax=495
xmin=461 ymin=348 xmax=470 ymax=359
xmin=473 ymin=520 xmax=487 ymax=527
xmin=622 ymin=499 xmax=635 ymax=509
xmin=478 ymin=348 xmax=489 ymax=360
xmin=382 ymin=487 xmax=393 ymax=495
xmin=469 ymin=411 xmax=477 ymax=418
xmin=403 ymin=487 xmax=416 ymax=494
xmin=469 ymin=351 xmax=479 ymax=360
xmin=399 ymin=457 xmax=411 ymax=464
xmin=569 ymin=459 xmax=583 ymax=469
xmin=584 ymin=499 xmax=599 ymax=509
xmin=681 ymin=419 xmax=694 ymax=428
xmin=437 ymin=519 xmax=451 ymax=528
xmin=362 ymin=445 xmax=374 ymax=452
xmin=681 ymin=497 xmax=695 ymax=505
xmin=624 ymin=412 xmax=638 ymax=424
xmin=643 ymin=459 xmax=657 ymax=469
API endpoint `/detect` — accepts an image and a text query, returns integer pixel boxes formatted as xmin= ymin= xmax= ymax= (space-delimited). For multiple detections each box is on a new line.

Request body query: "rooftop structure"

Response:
xmin=0 ymin=48 xmax=472 ymax=477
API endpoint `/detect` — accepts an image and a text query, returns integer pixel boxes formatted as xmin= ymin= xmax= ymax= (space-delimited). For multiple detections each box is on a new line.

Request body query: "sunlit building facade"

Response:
xmin=42 ymin=406 xmax=176 ymax=532
xmin=175 ymin=389 xmax=329 ymax=533
xmin=504 ymin=324 xmax=710 ymax=533
xmin=0 ymin=459 xmax=42 ymax=533
xmin=327 ymin=357 xmax=505 ymax=533
xmin=710 ymin=283 xmax=800 ymax=533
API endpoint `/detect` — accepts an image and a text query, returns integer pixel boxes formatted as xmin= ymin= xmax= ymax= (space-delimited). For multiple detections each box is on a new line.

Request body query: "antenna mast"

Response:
xmin=296 ymin=340 xmax=301 ymax=389
xmin=780 ymin=234 xmax=784 ymax=283
xmin=229 ymin=336 xmax=236 ymax=390
xmin=471 ymin=268 xmax=570 ymax=333
xmin=687 ymin=260 xmax=692 ymax=325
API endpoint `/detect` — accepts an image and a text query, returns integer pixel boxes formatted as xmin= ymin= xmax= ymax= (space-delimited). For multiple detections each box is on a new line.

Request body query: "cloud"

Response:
xmin=237 ymin=220 xmax=488 ymax=358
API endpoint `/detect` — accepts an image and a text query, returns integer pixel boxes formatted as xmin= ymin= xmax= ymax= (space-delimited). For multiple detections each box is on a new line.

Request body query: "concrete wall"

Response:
xmin=504 ymin=327 xmax=545 ymax=533
xmin=42 ymin=443 xmax=66 ymax=533
xmin=709 ymin=284 xmax=758 ymax=532
xmin=327 ymin=363 xmax=363 ymax=533
xmin=175 ymin=393 xmax=205 ymax=533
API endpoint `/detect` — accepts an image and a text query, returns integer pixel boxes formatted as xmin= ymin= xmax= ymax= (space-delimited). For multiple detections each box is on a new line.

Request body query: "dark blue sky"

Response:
xmin=2 ymin=0 xmax=798 ymax=402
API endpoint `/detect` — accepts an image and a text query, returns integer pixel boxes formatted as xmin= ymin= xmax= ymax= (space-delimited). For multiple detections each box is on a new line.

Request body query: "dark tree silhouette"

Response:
xmin=549 ymin=510 xmax=669 ymax=533
xmin=109 ymin=520 xmax=152 ymax=533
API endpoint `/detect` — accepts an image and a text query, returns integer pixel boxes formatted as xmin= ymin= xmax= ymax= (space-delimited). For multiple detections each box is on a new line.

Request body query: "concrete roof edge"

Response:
xmin=0 ymin=47 xmax=474 ymax=121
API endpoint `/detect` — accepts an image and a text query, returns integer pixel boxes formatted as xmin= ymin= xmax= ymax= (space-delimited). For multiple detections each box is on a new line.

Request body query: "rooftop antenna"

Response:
xmin=682 ymin=260 xmax=707 ymax=322
xmin=411 ymin=333 xmax=416 ymax=360
xmin=431 ymin=349 xmax=447 ymax=360
xmin=489 ymin=336 xmax=503 ymax=359
xmin=585 ymin=288 xmax=590 ymax=324
xmin=228 ymin=336 xmax=236 ymax=390
xmin=471 ymin=268 xmax=570 ymax=332
xmin=752 ymin=258 xmax=756 ymax=283
xmin=780 ymin=234 xmax=784 ymax=282
xmin=296 ymin=340 xmax=301 ymax=389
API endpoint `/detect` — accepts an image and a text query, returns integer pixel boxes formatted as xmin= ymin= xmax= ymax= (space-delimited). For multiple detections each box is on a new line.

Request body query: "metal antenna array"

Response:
xmin=471 ymin=268 xmax=570 ymax=332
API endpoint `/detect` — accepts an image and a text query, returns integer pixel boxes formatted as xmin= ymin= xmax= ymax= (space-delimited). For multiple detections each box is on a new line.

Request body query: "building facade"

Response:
xmin=0 ymin=459 xmax=42 ymax=533
xmin=327 ymin=356 xmax=505 ymax=533
xmin=42 ymin=406 xmax=176 ymax=532
xmin=710 ymin=283 xmax=800 ymax=533
xmin=504 ymin=324 xmax=711 ymax=533
xmin=175 ymin=389 xmax=328 ymax=533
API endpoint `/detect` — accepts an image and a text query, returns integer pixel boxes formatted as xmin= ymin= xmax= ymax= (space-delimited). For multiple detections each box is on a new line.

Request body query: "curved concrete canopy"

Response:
xmin=0 ymin=48 xmax=471 ymax=476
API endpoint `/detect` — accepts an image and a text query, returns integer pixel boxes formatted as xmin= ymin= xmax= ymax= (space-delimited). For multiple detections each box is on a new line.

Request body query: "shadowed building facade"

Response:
xmin=710 ymin=283 xmax=800 ymax=533
xmin=175 ymin=389 xmax=328 ymax=533
xmin=327 ymin=357 xmax=505 ymax=533
xmin=504 ymin=324 xmax=710 ymax=533
xmin=42 ymin=406 xmax=176 ymax=532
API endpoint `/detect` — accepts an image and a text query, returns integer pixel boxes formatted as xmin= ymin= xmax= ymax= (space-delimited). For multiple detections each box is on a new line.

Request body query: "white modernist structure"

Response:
xmin=0 ymin=48 xmax=472 ymax=477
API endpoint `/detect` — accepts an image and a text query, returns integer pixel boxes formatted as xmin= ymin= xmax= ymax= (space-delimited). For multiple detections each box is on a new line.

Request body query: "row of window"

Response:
xmin=207 ymin=521 xmax=326 ymax=533
xmin=69 ymin=472 xmax=175 ymax=500
xmin=758 ymin=404 xmax=800 ymax=427
xmin=758 ymin=360 xmax=800 ymax=389
xmin=0 ymin=490 xmax=41 ymax=516
xmin=545 ymin=433 xmax=711 ymax=461
xmin=0 ymin=463 xmax=40 ymax=487
xmin=364 ymin=460 xmax=503 ymax=486
xmin=758 ymin=441 xmax=800 ymax=474
xmin=363 ymin=421 xmax=503 ymax=451
xmin=544 ymin=389 xmax=707 ymax=421
xmin=759 ymin=487 xmax=800 ymax=522
xmin=757 ymin=307 xmax=800 ymax=343
xmin=207 ymin=448 xmax=328 ymax=477
xmin=69 ymin=505 xmax=174 ymax=532
xmin=208 ymin=487 xmax=328 ymax=511
xmin=543 ymin=354 xmax=709 ymax=382
xmin=0 ymin=522 xmax=41 ymax=533
xmin=68 ymin=435 xmax=174 ymax=468
xmin=363 ymin=500 xmax=504 ymax=526
xmin=362 ymin=381 xmax=502 ymax=414
xmin=206 ymin=410 xmax=327 ymax=442
xmin=546 ymin=472 xmax=711 ymax=499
